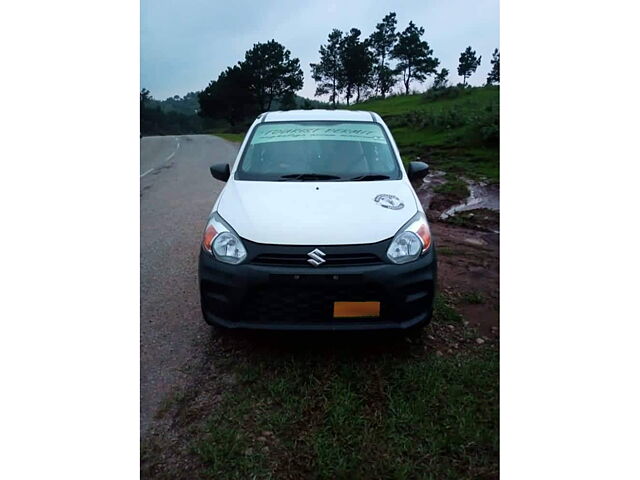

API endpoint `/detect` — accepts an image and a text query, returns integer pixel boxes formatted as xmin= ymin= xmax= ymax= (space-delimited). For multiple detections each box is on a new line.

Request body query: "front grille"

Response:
xmin=252 ymin=252 xmax=382 ymax=267
xmin=241 ymin=283 xmax=388 ymax=325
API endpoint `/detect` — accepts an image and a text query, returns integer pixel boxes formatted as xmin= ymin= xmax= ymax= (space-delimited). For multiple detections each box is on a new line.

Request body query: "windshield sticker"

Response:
xmin=374 ymin=194 xmax=404 ymax=210
xmin=251 ymin=123 xmax=388 ymax=145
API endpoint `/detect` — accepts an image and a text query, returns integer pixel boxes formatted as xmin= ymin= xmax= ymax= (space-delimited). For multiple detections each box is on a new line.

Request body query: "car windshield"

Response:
xmin=235 ymin=121 xmax=402 ymax=181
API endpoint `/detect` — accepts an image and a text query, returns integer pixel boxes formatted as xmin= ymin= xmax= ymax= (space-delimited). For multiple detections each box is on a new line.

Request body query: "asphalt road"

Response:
xmin=140 ymin=134 xmax=240 ymax=437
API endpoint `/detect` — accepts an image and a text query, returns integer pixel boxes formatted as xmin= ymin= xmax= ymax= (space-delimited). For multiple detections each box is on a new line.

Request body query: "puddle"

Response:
xmin=415 ymin=170 xmax=448 ymax=210
xmin=439 ymin=180 xmax=500 ymax=220
xmin=415 ymin=171 xmax=500 ymax=232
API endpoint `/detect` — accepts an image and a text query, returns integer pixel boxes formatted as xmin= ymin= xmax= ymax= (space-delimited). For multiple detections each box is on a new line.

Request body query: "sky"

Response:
xmin=141 ymin=0 xmax=499 ymax=101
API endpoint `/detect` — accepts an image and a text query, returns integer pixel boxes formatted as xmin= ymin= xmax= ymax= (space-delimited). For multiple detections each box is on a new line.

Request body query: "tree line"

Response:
xmin=140 ymin=88 xmax=207 ymax=136
xmin=197 ymin=40 xmax=305 ymax=128
xmin=141 ymin=11 xmax=499 ymax=134
xmin=312 ymin=12 xmax=499 ymax=106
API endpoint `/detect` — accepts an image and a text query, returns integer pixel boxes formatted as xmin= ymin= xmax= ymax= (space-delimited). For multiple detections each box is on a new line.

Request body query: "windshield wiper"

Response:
xmin=346 ymin=174 xmax=391 ymax=181
xmin=279 ymin=173 xmax=342 ymax=181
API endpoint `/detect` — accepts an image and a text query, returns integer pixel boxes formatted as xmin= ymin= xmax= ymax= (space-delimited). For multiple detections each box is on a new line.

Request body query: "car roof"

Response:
xmin=261 ymin=109 xmax=377 ymax=123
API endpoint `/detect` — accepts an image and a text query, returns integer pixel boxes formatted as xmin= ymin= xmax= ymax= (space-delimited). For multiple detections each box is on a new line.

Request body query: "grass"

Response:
xmin=187 ymin=294 xmax=497 ymax=479
xmin=350 ymin=86 xmax=499 ymax=182
xmin=461 ymin=291 xmax=487 ymax=305
xmin=434 ymin=173 xmax=470 ymax=203
xmin=211 ymin=132 xmax=245 ymax=143
xmin=349 ymin=86 xmax=498 ymax=118
xmin=435 ymin=246 xmax=458 ymax=256
xmin=191 ymin=345 xmax=498 ymax=479
xmin=442 ymin=208 xmax=500 ymax=232
xmin=433 ymin=293 xmax=464 ymax=324
xmin=154 ymin=390 xmax=186 ymax=420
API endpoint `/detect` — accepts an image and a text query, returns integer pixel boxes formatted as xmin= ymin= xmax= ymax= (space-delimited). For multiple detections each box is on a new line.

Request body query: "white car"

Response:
xmin=198 ymin=109 xmax=436 ymax=331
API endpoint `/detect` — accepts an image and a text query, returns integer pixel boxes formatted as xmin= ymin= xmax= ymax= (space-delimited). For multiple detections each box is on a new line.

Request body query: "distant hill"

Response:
xmin=141 ymin=91 xmax=329 ymax=136
xmin=149 ymin=92 xmax=329 ymax=116
xmin=270 ymin=94 xmax=330 ymax=110
xmin=147 ymin=92 xmax=200 ymax=116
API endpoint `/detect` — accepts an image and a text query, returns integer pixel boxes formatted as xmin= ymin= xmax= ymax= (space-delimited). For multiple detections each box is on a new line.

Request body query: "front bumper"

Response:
xmin=198 ymin=240 xmax=437 ymax=331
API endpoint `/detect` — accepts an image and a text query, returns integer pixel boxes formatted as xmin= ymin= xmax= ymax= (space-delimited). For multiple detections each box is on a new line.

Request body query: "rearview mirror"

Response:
xmin=210 ymin=163 xmax=230 ymax=182
xmin=407 ymin=161 xmax=429 ymax=180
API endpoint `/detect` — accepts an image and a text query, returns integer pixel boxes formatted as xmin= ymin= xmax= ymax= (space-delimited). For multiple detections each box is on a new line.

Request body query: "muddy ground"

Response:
xmin=415 ymin=174 xmax=500 ymax=337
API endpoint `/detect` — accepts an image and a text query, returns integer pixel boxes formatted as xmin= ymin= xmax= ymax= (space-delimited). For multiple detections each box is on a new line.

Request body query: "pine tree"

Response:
xmin=310 ymin=29 xmax=344 ymax=107
xmin=457 ymin=46 xmax=482 ymax=86
xmin=391 ymin=21 xmax=439 ymax=94
xmin=242 ymin=40 xmax=304 ymax=112
xmin=433 ymin=68 xmax=449 ymax=89
xmin=368 ymin=12 xmax=399 ymax=98
xmin=486 ymin=48 xmax=500 ymax=85
xmin=340 ymin=28 xmax=374 ymax=105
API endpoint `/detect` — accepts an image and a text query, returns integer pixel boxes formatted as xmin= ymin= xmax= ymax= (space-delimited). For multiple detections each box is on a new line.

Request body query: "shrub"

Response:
xmin=422 ymin=85 xmax=468 ymax=102
xmin=383 ymin=115 xmax=408 ymax=128
xmin=402 ymin=107 xmax=467 ymax=130
xmin=470 ymin=102 xmax=499 ymax=146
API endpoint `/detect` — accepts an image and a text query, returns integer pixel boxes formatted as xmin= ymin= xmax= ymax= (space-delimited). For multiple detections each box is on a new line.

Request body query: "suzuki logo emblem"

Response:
xmin=307 ymin=248 xmax=326 ymax=267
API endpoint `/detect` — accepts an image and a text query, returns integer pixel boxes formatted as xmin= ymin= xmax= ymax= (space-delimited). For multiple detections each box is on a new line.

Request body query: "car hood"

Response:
xmin=216 ymin=180 xmax=419 ymax=245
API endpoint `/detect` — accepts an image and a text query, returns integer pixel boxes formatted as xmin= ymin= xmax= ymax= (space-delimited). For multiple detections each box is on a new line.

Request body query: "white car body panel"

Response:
xmin=212 ymin=110 xmax=423 ymax=246
xmin=217 ymin=180 xmax=418 ymax=245
xmin=262 ymin=109 xmax=373 ymax=123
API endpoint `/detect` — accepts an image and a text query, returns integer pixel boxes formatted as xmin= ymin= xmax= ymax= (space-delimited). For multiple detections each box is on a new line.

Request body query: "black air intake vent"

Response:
xmin=251 ymin=252 xmax=382 ymax=267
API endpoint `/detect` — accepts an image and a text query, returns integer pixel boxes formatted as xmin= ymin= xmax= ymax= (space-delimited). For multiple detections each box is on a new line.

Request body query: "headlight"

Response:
xmin=386 ymin=211 xmax=432 ymax=264
xmin=201 ymin=212 xmax=247 ymax=265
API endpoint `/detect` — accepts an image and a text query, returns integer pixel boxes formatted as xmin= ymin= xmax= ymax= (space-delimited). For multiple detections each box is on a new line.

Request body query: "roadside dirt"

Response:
xmin=432 ymin=221 xmax=499 ymax=334
xmin=415 ymin=174 xmax=500 ymax=337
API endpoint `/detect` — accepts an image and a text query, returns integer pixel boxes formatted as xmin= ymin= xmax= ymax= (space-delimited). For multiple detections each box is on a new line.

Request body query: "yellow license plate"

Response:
xmin=333 ymin=301 xmax=380 ymax=318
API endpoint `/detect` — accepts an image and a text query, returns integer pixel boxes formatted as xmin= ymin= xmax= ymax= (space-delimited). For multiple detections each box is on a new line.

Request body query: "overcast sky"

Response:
xmin=141 ymin=0 xmax=499 ymax=101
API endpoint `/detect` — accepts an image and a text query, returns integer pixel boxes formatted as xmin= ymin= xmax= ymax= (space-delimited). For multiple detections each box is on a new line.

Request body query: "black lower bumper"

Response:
xmin=198 ymin=242 xmax=436 ymax=331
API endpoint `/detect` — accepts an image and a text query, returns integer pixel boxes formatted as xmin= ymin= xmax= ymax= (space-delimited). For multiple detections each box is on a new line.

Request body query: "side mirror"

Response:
xmin=210 ymin=163 xmax=230 ymax=182
xmin=407 ymin=161 xmax=429 ymax=180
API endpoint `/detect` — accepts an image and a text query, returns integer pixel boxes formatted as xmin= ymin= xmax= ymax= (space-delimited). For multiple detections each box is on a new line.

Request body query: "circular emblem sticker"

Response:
xmin=374 ymin=194 xmax=404 ymax=210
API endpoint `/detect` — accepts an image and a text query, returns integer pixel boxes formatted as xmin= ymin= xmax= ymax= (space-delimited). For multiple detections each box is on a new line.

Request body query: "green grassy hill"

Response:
xmin=349 ymin=86 xmax=499 ymax=182
xmin=211 ymin=86 xmax=499 ymax=183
